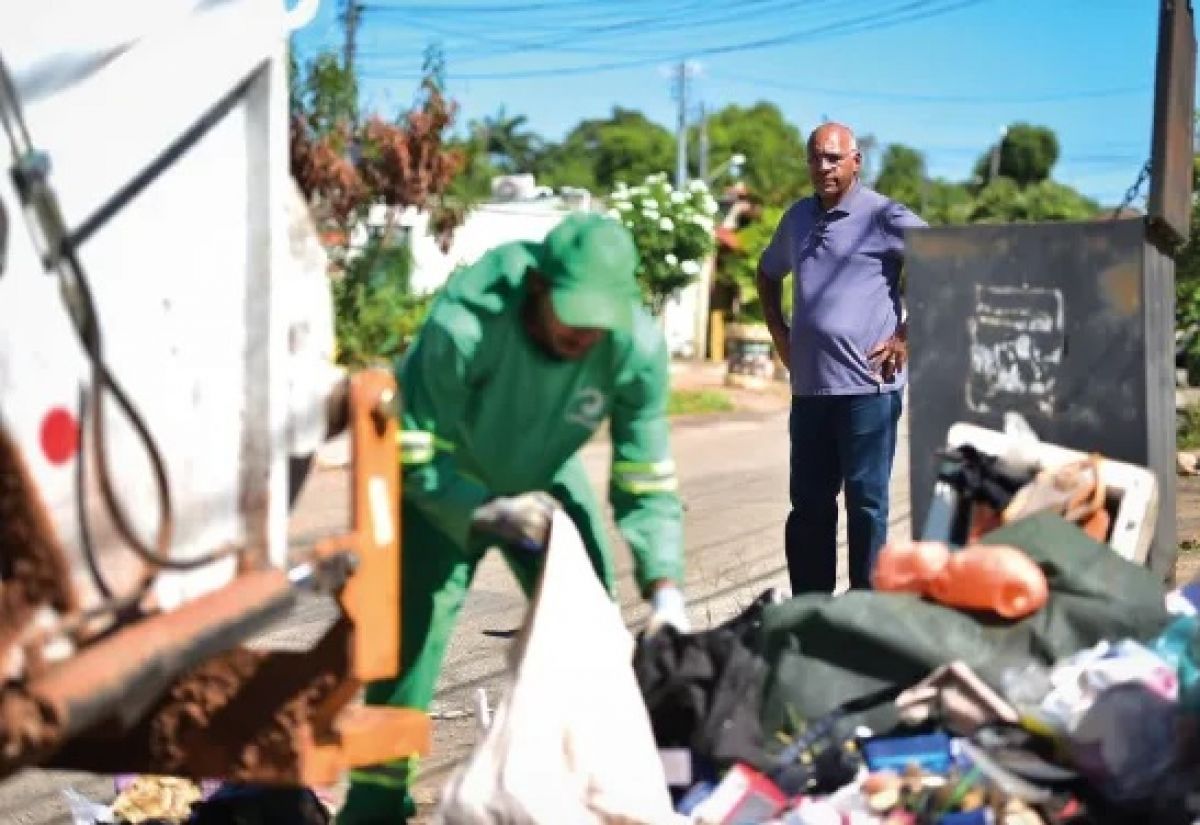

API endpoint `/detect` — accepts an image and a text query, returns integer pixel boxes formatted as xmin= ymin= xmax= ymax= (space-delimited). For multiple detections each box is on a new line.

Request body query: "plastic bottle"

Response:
xmin=929 ymin=544 xmax=1049 ymax=620
xmin=872 ymin=540 xmax=949 ymax=593
xmin=874 ymin=541 xmax=1048 ymax=620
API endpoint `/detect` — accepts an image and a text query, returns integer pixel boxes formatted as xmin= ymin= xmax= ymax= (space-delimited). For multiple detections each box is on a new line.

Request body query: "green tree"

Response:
xmin=290 ymin=47 xmax=464 ymax=365
xmin=534 ymin=149 xmax=598 ymax=192
xmin=444 ymin=132 xmax=500 ymax=203
xmin=1022 ymin=180 xmax=1099 ymax=221
xmin=875 ymin=144 xmax=927 ymax=210
xmin=969 ymin=176 xmax=1097 ymax=223
xmin=968 ymin=177 xmax=1025 ymax=222
xmin=333 ymin=241 xmax=437 ymax=367
xmin=1176 ymin=196 xmax=1200 ymax=284
xmin=974 ymin=123 xmax=1061 ymax=187
xmin=294 ymin=51 xmax=358 ymax=139
xmin=475 ymin=108 xmax=543 ymax=173
xmin=536 ymin=108 xmax=674 ymax=191
xmin=923 ymin=179 xmax=975 ymax=225
xmin=1172 ymin=122 xmax=1200 ymax=284
xmin=722 ymin=205 xmax=785 ymax=321
xmin=999 ymin=123 xmax=1060 ymax=185
xmin=699 ymin=102 xmax=810 ymax=206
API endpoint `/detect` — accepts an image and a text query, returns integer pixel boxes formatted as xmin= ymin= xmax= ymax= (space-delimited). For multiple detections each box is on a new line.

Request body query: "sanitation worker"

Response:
xmin=338 ymin=212 xmax=689 ymax=823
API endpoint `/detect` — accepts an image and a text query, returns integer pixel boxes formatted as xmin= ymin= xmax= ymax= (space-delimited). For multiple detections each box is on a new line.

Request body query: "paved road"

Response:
xmin=405 ymin=407 xmax=912 ymax=808
xmin=0 ymin=406 xmax=913 ymax=823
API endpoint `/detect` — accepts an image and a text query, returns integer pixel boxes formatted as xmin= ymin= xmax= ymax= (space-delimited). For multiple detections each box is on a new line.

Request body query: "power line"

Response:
xmin=360 ymin=0 xmax=794 ymax=64
xmin=357 ymin=0 xmax=988 ymax=81
xmin=677 ymin=0 xmax=988 ymax=61
xmin=360 ymin=0 xmax=710 ymax=43
xmin=715 ymin=74 xmax=1152 ymax=105
xmin=355 ymin=15 xmax=669 ymax=59
xmin=364 ymin=0 xmax=651 ymax=14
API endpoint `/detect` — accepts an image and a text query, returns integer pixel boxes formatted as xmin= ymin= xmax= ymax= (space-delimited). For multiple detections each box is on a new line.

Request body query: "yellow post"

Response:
xmin=709 ymin=311 xmax=725 ymax=363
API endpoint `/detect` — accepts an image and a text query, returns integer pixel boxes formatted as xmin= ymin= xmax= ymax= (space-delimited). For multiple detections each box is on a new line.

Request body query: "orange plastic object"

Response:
xmin=929 ymin=544 xmax=1048 ymax=619
xmin=874 ymin=540 xmax=1048 ymax=620
xmin=872 ymin=540 xmax=949 ymax=593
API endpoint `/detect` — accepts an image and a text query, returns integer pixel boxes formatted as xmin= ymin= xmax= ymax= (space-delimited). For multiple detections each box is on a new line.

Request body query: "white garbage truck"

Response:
xmin=0 ymin=0 xmax=427 ymax=785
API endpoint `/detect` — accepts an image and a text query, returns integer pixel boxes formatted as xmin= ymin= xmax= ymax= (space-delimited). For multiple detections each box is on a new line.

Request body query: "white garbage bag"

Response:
xmin=434 ymin=510 xmax=678 ymax=825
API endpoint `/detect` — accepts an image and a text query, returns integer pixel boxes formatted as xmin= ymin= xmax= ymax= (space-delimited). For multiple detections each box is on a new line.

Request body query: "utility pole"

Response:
xmin=698 ymin=102 xmax=710 ymax=184
xmin=341 ymin=2 xmax=362 ymax=86
xmin=673 ymin=61 xmax=689 ymax=189
xmin=988 ymin=125 xmax=1006 ymax=183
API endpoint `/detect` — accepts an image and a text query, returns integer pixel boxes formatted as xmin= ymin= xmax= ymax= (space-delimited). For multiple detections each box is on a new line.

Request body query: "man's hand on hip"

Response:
xmin=470 ymin=492 xmax=559 ymax=553
xmin=868 ymin=327 xmax=907 ymax=383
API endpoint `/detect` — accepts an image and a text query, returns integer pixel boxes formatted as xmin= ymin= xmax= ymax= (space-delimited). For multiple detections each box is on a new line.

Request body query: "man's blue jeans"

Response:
xmin=785 ymin=391 xmax=903 ymax=594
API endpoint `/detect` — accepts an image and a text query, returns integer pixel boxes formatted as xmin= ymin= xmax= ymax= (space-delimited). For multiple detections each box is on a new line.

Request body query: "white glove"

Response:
xmin=470 ymin=492 xmax=559 ymax=553
xmin=646 ymin=584 xmax=690 ymax=635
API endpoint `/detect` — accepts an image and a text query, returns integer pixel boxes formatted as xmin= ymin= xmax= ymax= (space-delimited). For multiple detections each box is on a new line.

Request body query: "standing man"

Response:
xmin=756 ymin=122 xmax=926 ymax=595
xmin=339 ymin=213 xmax=689 ymax=824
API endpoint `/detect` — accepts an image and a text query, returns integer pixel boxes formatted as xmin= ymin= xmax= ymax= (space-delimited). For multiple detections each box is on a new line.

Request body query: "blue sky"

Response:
xmin=292 ymin=0 xmax=1191 ymax=206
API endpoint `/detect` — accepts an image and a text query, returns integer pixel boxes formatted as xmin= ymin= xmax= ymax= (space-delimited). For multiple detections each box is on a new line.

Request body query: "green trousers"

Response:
xmin=337 ymin=458 xmax=615 ymax=824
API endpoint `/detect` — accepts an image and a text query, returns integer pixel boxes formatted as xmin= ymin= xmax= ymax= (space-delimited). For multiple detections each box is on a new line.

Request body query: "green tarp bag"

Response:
xmin=758 ymin=512 xmax=1171 ymax=737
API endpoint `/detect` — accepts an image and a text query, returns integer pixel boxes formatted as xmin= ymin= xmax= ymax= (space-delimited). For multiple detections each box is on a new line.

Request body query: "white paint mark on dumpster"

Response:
xmin=966 ymin=285 xmax=1064 ymax=416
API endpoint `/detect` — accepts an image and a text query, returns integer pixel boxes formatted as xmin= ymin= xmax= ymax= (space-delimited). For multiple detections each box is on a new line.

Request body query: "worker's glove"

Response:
xmin=646 ymin=584 xmax=690 ymax=636
xmin=470 ymin=492 xmax=559 ymax=553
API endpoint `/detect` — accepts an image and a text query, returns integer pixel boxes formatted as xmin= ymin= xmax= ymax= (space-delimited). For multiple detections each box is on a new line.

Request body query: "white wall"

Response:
xmin=396 ymin=202 xmax=582 ymax=294
xmin=371 ymin=200 xmax=711 ymax=358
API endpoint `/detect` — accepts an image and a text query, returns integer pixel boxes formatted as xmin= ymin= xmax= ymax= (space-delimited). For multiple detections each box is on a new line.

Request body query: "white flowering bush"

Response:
xmin=607 ymin=173 xmax=719 ymax=314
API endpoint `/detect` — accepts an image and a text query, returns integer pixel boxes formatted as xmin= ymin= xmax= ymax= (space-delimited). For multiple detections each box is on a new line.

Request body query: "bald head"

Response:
xmin=807 ymin=122 xmax=861 ymax=208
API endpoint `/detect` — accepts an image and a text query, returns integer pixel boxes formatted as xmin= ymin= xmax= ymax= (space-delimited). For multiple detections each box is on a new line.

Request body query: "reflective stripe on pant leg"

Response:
xmin=340 ymin=503 xmax=476 ymax=824
xmin=338 ymin=765 xmax=417 ymax=825
xmin=349 ymin=757 xmax=418 ymax=790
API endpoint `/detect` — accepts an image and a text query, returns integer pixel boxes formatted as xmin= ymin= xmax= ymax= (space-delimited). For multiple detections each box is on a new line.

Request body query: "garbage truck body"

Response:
xmin=0 ymin=0 xmax=428 ymax=783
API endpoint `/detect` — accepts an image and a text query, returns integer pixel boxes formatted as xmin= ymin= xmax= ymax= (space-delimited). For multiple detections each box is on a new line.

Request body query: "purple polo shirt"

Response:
xmin=759 ymin=183 xmax=926 ymax=396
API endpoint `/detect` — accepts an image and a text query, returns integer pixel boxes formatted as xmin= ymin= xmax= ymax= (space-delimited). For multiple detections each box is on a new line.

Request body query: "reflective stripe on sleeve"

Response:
xmin=613 ymin=459 xmax=678 ymax=494
xmin=397 ymin=430 xmax=434 ymax=466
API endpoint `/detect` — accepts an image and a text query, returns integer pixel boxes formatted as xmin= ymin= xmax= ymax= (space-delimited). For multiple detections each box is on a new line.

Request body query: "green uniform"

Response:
xmin=339 ymin=231 xmax=683 ymax=822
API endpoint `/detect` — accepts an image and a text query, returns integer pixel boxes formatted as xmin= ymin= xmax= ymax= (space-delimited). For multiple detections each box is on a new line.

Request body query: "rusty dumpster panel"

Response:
xmin=906 ymin=219 xmax=1177 ymax=578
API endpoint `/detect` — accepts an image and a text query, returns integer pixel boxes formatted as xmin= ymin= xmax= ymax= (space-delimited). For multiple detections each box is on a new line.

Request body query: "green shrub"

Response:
xmin=1178 ymin=280 xmax=1200 ymax=386
xmin=333 ymin=239 xmax=436 ymax=368
xmin=607 ymin=174 xmax=719 ymax=314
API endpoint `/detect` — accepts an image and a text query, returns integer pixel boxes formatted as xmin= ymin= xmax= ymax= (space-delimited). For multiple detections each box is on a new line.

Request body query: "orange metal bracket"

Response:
xmin=314 ymin=369 xmax=401 ymax=682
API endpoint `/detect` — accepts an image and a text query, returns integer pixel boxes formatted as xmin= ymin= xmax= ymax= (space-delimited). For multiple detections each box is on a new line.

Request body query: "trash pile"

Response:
xmin=65 ymin=779 xmax=334 ymax=825
xmin=61 ymin=426 xmax=1200 ymax=825
xmin=631 ymin=435 xmax=1200 ymax=825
